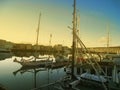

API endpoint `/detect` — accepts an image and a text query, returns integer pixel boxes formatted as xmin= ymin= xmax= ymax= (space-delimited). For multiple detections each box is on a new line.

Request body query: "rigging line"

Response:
xmin=73 ymin=31 xmax=108 ymax=90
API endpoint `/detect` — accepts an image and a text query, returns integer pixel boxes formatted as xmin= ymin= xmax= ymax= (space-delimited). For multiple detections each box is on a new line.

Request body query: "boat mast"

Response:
xmin=76 ymin=11 xmax=80 ymax=61
xmin=107 ymin=23 xmax=110 ymax=54
xmin=36 ymin=13 xmax=41 ymax=46
xmin=72 ymin=0 xmax=77 ymax=79
xmin=35 ymin=13 xmax=41 ymax=60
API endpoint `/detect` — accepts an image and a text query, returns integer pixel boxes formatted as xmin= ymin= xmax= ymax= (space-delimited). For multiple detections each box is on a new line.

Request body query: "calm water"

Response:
xmin=0 ymin=54 xmax=109 ymax=90
xmin=0 ymin=55 xmax=66 ymax=90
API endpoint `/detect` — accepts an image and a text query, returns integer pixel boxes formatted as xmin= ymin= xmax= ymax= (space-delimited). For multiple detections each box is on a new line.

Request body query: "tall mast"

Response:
xmin=107 ymin=23 xmax=109 ymax=54
xmin=76 ymin=11 xmax=80 ymax=59
xmin=72 ymin=0 xmax=77 ymax=79
xmin=36 ymin=13 xmax=41 ymax=46
xmin=35 ymin=13 xmax=41 ymax=61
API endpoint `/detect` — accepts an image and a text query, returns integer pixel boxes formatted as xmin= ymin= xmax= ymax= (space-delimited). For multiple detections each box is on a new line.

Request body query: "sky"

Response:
xmin=0 ymin=0 xmax=120 ymax=47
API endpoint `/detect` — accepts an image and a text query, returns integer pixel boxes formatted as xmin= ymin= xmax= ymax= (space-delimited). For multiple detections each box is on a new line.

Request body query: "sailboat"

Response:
xmin=101 ymin=23 xmax=120 ymax=66
xmin=62 ymin=0 xmax=110 ymax=90
xmin=14 ymin=13 xmax=53 ymax=67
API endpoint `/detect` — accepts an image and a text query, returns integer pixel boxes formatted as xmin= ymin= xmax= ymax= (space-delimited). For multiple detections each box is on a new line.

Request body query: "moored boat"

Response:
xmin=13 ymin=13 xmax=54 ymax=67
xmin=13 ymin=57 xmax=53 ymax=67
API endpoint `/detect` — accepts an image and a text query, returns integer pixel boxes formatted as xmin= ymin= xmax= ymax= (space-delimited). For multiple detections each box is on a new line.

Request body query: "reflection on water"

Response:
xmin=0 ymin=56 xmax=66 ymax=90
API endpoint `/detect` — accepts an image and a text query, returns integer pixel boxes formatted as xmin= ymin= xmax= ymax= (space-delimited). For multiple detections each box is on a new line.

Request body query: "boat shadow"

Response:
xmin=13 ymin=66 xmax=47 ymax=76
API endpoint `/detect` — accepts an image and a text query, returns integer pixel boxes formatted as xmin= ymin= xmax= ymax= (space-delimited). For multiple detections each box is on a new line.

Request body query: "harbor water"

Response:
xmin=1 ymin=53 xmax=120 ymax=90
xmin=0 ymin=55 xmax=66 ymax=90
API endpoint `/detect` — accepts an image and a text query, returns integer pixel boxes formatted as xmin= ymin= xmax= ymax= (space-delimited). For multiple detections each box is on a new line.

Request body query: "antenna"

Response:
xmin=49 ymin=34 xmax=52 ymax=46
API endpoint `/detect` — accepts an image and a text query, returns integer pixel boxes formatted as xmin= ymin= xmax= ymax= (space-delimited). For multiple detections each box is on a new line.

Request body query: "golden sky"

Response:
xmin=0 ymin=0 xmax=120 ymax=47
